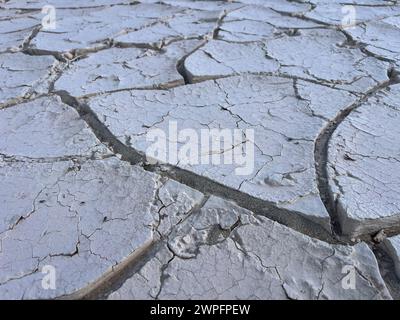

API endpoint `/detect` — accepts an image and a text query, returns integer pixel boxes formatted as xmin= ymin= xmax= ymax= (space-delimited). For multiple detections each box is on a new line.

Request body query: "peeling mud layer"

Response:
xmin=0 ymin=0 xmax=400 ymax=300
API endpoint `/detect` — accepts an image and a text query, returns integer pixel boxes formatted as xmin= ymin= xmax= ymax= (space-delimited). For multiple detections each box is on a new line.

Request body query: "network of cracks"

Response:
xmin=1 ymin=0 xmax=400 ymax=300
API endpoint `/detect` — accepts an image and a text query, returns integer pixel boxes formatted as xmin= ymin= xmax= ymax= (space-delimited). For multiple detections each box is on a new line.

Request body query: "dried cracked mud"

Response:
xmin=0 ymin=0 xmax=400 ymax=300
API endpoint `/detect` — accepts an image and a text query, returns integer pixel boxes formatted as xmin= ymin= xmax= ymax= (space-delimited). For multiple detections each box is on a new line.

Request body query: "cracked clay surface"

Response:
xmin=0 ymin=0 xmax=400 ymax=300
